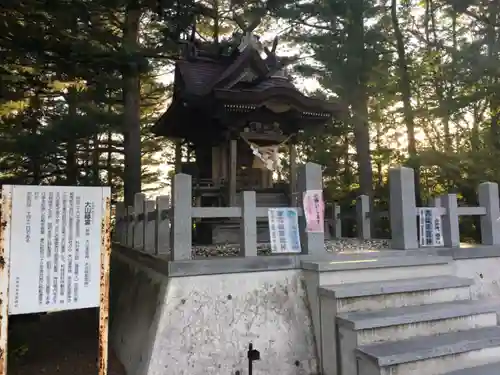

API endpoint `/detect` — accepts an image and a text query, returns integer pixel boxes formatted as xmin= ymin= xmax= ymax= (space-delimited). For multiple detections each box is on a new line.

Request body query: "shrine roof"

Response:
xmin=214 ymin=78 xmax=340 ymax=113
xmin=153 ymin=32 xmax=346 ymax=139
xmin=177 ymin=60 xmax=227 ymax=96
xmin=175 ymin=58 xmax=340 ymax=112
xmin=234 ymin=76 xmax=295 ymax=91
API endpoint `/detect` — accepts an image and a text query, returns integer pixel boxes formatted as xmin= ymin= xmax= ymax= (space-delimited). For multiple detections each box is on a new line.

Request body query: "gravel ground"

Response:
xmin=192 ymin=238 xmax=391 ymax=257
xmin=8 ymin=309 xmax=126 ymax=375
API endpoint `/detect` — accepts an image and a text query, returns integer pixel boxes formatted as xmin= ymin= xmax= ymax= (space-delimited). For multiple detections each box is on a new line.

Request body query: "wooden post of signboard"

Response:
xmin=0 ymin=186 xmax=12 ymax=375
xmin=98 ymin=192 xmax=112 ymax=375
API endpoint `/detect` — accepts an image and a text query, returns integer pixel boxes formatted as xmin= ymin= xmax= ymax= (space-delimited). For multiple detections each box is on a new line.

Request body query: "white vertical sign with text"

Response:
xmin=268 ymin=208 xmax=301 ymax=253
xmin=418 ymin=207 xmax=443 ymax=247
xmin=6 ymin=186 xmax=109 ymax=315
xmin=303 ymin=190 xmax=325 ymax=233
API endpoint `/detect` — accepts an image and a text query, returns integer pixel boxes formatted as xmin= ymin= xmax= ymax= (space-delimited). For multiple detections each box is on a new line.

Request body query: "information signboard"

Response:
xmin=7 ymin=186 xmax=107 ymax=315
xmin=0 ymin=185 xmax=111 ymax=375
xmin=268 ymin=208 xmax=301 ymax=253
xmin=418 ymin=207 xmax=443 ymax=247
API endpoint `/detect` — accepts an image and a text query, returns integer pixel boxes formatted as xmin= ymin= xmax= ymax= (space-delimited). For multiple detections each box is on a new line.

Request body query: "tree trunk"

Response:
xmin=92 ymin=132 xmax=100 ymax=185
xmin=122 ymin=5 xmax=142 ymax=206
xmin=342 ymin=135 xmax=351 ymax=188
xmin=391 ymin=0 xmax=421 ymax=205
xmin=107 ymin=129 xmax=113 ymax=186
xmin=28 ymin=95 xmax=42 ymax=184
xmin=427 ymin=0 xmax=452 ymax=151
xmin=486 ymin=3 xmax=500 ymax=149
xmin=374 ymin=121 xmax=383 ymax=190
xmin=66 ymin=87 xmax=78 ymax=185
xmin=351 ymin=98 xmax=373 ymax=196
xmin=346 ymin=0 xmax=373 ymax=196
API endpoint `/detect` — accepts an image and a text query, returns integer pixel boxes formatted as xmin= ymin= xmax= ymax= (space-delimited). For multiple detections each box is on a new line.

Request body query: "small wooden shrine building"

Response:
xmin=152 ymin=29 xmax=342 ymax=243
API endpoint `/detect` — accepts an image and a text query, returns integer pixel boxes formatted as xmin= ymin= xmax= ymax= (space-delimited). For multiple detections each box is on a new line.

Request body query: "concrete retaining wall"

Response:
xmin=428 ymin=247 xmax=500 ymax=301
xmin=110 ymin=245 xmax=500 ymax=375
xmin=110 ymin=253 xmax=166 ymax=375
xmin=455 ymin=257 xmax=500 ymax=300
xmin=110 ymin=252 xmax=318 ymax=375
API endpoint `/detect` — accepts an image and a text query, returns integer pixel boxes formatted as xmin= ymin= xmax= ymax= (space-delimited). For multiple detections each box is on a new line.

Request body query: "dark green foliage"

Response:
xmin=2 ymin=0 xmax=500 ymax=243
xmin=0 ymin=0 xmax=198 ymax=199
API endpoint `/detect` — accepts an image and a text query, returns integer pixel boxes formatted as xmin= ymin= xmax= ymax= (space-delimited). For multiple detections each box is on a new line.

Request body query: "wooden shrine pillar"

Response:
xmin=261 ymin=169 xmax=269 ymax=188
xmin=211 ymin=146 xmax=220 ymax=185
xmin=220 ymin=144 xmax=227 ymax=181
xmin=289 ymin=142 xmax=297 ymax=205
xmin=229 ymin=139 xmax=237 ymax=206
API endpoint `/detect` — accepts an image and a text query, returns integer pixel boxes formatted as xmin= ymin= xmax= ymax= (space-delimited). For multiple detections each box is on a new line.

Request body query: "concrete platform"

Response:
xmin=356 ymin=326 xmax=500 ymax=375
xmin=337 ymin=299 xmax=499 ymax=331
xmin=444 ymin=362 xmax=500 ymax=375
xmin=321 ymin=276 xmax=473 ymax=316
xmin=308 ymin=257 xmax=456 ymax=375
xmin=319 ymin=276 xmax=473 ymax=300
xmin=337 ymin=299 xmax=499 ymax=375
xmin=309 ymin=256 xmax=454 ymax=296
xmin=302 ymin=255 xmax=452 ymax=272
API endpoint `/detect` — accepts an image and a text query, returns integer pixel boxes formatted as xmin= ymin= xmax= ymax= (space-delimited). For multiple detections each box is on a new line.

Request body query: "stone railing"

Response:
xmin=114 ymin=165 xmax=500 ymax=257
xmin=326 ymin=167 xmax=500 ymax=247
xmin=388 ymin=167 xmax=500 ymax=249
xmin=114 ymin=163 xmax=324 ymax=260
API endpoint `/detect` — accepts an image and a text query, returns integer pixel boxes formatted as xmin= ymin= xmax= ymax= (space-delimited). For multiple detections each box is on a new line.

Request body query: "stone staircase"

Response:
xmin=302 ymin=254 xmax=500 ymax=375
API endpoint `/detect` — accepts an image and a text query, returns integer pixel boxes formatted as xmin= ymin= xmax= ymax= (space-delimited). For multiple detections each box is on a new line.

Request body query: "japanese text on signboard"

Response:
xmin=268 ymin=208 xmax=301 ymax=253
xmin=303 ymin=190 xmax=324 ymax=233
xmin=418 ymin=207 xmax=443 ymax=247
xmin=9 ymin=186 xmax=104 ymax=315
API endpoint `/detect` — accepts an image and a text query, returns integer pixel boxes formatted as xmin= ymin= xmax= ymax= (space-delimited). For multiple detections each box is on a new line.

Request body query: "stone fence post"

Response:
xmin=115 ymin=202 xmax=125 ymax=244
xmin=356 ymin=194 xmax=371 ymax=240
xmin=144 ymin=199 xmax=156 ymax=253
xmin=126 ymin=205 xmax=134 ymax=247
xmin=297 ymin=162 xmax=325 ymax=255
xmin=155 ymin=195 xmax=171 ymax=255
xmin=478 ymin=182 xmax=500 ymax=245
xmin=133 ymin=193 xmax=145 ymax=250
xmin=239 ymin=191 xmax=257 ymax=256
xmin=389 ymin=166 xmax=418 ymax=249
xmin=440 ymin=194 xmax=460 ymax=247
xmin=171 ymin=173 xmax=193 ymax=260
xmin=333 ymin=204 xmax=341 ymax=238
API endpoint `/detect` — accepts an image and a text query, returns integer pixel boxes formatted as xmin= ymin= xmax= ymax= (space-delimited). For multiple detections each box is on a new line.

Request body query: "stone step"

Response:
xmin=304 ymin=255 xmax=452 ymax=273
xmin=314 ymin=264 xmax=456 ymax=375
xmin=322 ymin=275 xmax=473 ymax=299
xmin=337 ymin=299 xmax=497 ymax=333
xmin=337 ymin=300 xmax=498 ymax=375
xmin=320 ymin=275 xmax=473 ymax=313
xmin=356 ymin=326 xmax=500 ymax=375
xmin=443 ymin=362 xmax=500 ymax=375
xmin=305 ymin=255 xmax=453 ymax=288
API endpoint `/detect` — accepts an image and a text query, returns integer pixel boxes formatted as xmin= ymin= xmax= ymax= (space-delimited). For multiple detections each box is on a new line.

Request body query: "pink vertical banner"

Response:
xmin=303 ymin=190 xmax=325 ymax=233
